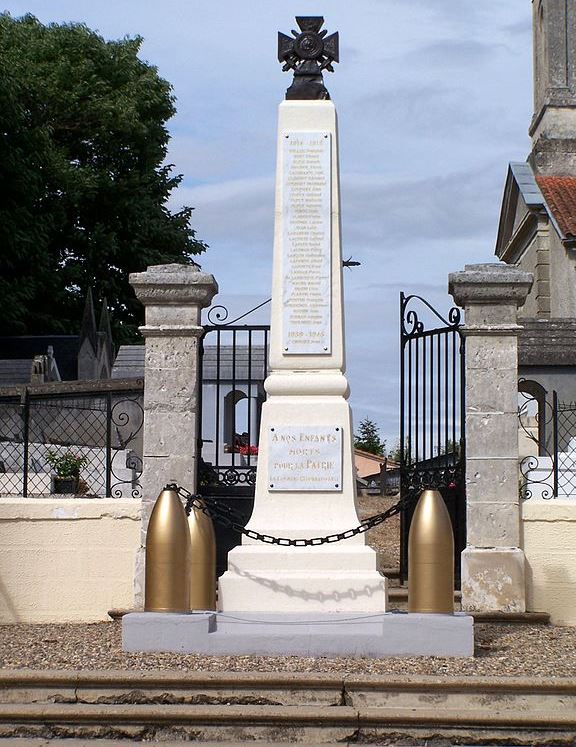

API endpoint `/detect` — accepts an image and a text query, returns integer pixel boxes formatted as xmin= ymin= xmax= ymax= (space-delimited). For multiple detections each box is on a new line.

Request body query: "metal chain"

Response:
xmin=173 ymin=483 xmax=419 ymax=547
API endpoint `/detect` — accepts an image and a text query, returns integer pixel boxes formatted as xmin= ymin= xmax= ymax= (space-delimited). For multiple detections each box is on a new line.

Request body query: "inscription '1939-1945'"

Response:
xmin=268 ymin=425 xmax=342 ymax=492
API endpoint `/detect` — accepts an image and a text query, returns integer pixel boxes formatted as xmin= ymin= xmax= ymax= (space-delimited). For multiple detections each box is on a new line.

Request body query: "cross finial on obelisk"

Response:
xmin=278 ymin=16 xmax=339 ymax=100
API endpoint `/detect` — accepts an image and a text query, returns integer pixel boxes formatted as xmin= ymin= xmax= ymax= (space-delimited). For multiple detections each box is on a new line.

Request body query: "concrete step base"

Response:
xmin=122 ymin=611 xmax=474 ymax=657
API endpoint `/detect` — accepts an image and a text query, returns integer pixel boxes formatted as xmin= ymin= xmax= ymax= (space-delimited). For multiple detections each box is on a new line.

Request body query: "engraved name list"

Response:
xmin=282 ymin=132 xmax=332 ymax=355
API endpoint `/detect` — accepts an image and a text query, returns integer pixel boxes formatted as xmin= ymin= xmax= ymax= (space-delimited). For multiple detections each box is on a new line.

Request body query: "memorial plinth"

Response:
xmin=123 ymin=17 xmax=474 ymax=658
xmin=217 ymin=98 xmax=387 ymax=614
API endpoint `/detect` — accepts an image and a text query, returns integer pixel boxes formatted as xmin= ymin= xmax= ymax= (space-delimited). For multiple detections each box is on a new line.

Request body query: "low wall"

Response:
xmin=0 ymin=498 xmax=140 ymax=623
xmin=522 ymin=500 xmax=576 ymax=625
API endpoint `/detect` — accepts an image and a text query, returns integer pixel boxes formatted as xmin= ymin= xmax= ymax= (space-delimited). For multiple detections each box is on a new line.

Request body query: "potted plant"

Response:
xmin=46 ymin=449 xmax=88 ymax=494
xmin=239 ymin=444 xmax=258 ymax=465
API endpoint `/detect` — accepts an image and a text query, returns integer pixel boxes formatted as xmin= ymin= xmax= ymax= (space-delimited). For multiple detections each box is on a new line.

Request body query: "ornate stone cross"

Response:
xmin=278 ymin=16 xmax=339 ymax=100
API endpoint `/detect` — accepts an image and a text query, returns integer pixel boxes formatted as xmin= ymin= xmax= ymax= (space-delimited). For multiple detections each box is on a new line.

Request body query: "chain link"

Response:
xmin=173 ymin=484 xmax=419 ymax=547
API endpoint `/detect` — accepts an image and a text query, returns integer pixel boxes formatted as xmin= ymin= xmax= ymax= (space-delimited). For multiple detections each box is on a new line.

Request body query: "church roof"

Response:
xmin=0 ymin=336 xmax=79 ymax=381
xmin=495 ymin=162 xmax=569 ymax=260
xmin=112 ymin=344 xmax=267 ymax=381
xmin=0 ymin=359 xmax=34 ymax=385
xmin=519 ymin=318 xmax=576 ymax=367
xmin=535 ymin=176 xmax=576 ymax=241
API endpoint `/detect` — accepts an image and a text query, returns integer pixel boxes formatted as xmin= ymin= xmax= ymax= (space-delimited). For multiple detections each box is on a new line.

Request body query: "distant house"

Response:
xmin=354 ymin=448 xmax=399 ymax=496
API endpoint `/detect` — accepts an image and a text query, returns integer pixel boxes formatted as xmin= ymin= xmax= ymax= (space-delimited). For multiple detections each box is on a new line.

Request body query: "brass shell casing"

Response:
xmin=188 ymin=501 xmax=217 ymax=611
xmin=145 ymin=488 xmax=192 ymax=613
xmin=408 ymin=489 xmax=454 ymax=614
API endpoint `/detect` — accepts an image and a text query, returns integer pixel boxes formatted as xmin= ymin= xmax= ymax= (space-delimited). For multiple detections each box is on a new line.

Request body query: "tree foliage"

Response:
xmin=387 ymin=439 xmax=406 ymax=463
xmin=354 ymin=418 xmax=385 ymax=456
xmin=0 ymin=13 xmax=206 ymax=342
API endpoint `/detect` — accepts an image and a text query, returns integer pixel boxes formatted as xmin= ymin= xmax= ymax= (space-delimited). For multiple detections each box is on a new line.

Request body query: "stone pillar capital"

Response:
xmin=449 ymin=263 xmax=533 ymax=309
xmin=130 ymin=263 xmax=218 ymax=309
xmin=130 ymin=264 xmax=218 ymax=333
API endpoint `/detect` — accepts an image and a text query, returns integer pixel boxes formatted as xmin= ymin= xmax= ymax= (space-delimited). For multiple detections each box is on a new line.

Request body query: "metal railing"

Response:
xmin=519 ymin=382 xmax=576 ymax=499
xmin=0 ymin=380 xmax=143 ymax=497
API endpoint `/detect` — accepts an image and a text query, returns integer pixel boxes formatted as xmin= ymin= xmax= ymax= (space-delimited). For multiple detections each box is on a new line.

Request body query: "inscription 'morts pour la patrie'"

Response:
xmin=282 ymin=132 xmax=332 ymax=355
xmin=268 ymin=426 xmax=342 ymax=492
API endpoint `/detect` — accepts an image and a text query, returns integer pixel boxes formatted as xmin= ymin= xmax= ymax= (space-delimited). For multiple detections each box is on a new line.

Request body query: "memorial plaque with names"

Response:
xmin=268 ymin=425 xmax=342 ymax=492
xmin=282 ymin=131 xmax=332 ymax=355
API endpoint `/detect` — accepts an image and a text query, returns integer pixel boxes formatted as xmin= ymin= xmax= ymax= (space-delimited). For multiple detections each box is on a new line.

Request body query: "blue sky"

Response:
xmin=4 ymin=1 xmax=534 ymax=447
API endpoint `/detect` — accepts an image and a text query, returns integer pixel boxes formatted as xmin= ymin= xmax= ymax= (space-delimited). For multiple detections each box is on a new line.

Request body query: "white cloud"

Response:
xmin=4 ymin=0 xmax=533 ymax=444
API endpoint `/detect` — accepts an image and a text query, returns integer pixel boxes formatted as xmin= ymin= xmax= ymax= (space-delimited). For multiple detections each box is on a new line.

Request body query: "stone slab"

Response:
xmin=122 ymin=611 xmax=474 ymax=658
xmin=461 ymin=547 xmax=526 ymax=613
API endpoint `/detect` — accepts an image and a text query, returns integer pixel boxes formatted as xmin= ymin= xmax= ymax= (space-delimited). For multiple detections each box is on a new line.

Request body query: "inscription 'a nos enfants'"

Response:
xmin=271 ymin=431 xmax=338 ymax=443
xmin=268 ymin=426 xmax=343 ymax=492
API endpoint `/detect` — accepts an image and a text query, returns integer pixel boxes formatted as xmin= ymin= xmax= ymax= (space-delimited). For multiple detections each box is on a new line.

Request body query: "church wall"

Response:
xmin=519 ymin=365 xmax=576 ymax=406
xmin=549 ymin=229 xmax=576 ymax=316
xmin=514 ymin=220 xmax=576 ymax=319
xmin=516 ymin=236 xmax=541 ymax=318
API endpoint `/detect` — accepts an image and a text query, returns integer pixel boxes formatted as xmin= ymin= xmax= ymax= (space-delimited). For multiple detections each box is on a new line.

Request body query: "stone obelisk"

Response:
xmin=219 ymin=17 xmax=387 ymax=614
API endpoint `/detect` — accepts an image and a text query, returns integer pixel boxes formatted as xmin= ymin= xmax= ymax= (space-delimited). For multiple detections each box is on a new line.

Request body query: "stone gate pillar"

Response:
xmin=129 ymin=263 xmax=218 ymax=606
xmin=449 ymin=263 xmax=533 ymax=612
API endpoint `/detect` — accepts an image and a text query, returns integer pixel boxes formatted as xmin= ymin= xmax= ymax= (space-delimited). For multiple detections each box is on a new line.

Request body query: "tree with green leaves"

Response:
xmin=0 ymin=13 xmax=206 ymax=343
xmin=387 ymin=439 xmax=406 ymax=463
xmin=353 ymin=417 xmax=385 ymax=456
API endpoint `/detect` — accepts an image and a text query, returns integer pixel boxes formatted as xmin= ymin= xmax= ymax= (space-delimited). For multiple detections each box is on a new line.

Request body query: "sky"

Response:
xmin=3 ymin=1 xmax=534 ymax=448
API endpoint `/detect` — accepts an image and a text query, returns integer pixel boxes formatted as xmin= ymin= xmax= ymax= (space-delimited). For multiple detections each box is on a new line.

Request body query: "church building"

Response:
xmin=495 ymin=0 xmax=576 ymax=402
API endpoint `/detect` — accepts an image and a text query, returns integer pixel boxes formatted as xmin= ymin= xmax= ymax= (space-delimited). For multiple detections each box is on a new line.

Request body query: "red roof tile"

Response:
xmin=536 ymin=175 xmax=576 ymax=238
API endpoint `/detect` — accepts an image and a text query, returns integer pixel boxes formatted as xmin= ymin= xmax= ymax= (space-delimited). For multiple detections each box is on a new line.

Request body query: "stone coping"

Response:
xmin=522 ymin=499 xmax=576 ymax=521
xmin=0 ymin=497 xmax=141 ymax=520
xmin=0 ymin=668 xmax=575 ymax=690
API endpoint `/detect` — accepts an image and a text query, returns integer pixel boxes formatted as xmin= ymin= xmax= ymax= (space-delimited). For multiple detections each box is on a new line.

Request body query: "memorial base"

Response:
xmin=122 ymin=611 xmax=474 ymax=658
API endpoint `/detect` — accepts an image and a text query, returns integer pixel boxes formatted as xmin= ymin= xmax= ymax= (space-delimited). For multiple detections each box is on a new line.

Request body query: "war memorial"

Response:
xmin=123 ymin=17 xmax=473 ymax=658
xmin=4 ymin=4 xmax=576 ymax=743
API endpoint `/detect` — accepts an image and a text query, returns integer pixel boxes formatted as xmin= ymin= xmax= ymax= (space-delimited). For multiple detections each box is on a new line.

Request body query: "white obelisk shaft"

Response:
xmin=218 ymin=99 xmax=387 ymax=613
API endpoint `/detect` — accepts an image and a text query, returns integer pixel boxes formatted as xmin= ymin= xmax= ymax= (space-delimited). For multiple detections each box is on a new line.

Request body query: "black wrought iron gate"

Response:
xmin=399 ymin=293 xmax=466 ymax=583
xmin=197 ymin=302 xmax=270 ymax=575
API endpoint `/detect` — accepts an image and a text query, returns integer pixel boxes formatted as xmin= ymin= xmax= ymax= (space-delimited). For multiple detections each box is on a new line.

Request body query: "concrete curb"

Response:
xmin=0 ymin=668 xmax=574 ymax=691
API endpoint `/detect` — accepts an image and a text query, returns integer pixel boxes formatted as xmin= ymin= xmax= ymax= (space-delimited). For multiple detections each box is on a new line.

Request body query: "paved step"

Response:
xmin=0 ymin=670 xmax=573 ymax=744
xmin=387 ymin=587 xmax=461 ymax=600
xmin=0 ymin=742 xmax=347 ymax=747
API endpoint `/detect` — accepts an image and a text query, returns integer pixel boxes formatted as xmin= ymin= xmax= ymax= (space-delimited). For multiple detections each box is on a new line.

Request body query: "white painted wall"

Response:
xmin=522 ymin=500 xmax=576 ymax=625
xmin=0 ymin=498 xmax=140 ymax=623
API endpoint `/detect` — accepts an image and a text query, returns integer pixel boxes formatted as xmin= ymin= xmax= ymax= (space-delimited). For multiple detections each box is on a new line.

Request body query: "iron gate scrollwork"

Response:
xmin=399 ymin=292 xmax=466 ymax=583
xmin=519 ymin=380 xmax=576 ymax=500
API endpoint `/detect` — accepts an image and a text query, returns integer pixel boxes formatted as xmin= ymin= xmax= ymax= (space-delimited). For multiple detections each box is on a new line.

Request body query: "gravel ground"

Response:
xmin=358 ymin=493 xmax=401 ymax=570
xmin=1 ymin=621 xmax=576 ymax=677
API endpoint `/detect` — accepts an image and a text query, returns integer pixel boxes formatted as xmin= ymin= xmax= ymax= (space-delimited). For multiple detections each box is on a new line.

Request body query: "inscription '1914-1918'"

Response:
xmin=282 ymin=131 xmax=332 ymax=355
xmin=268 ymin=425 xmax=342 ymax=492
